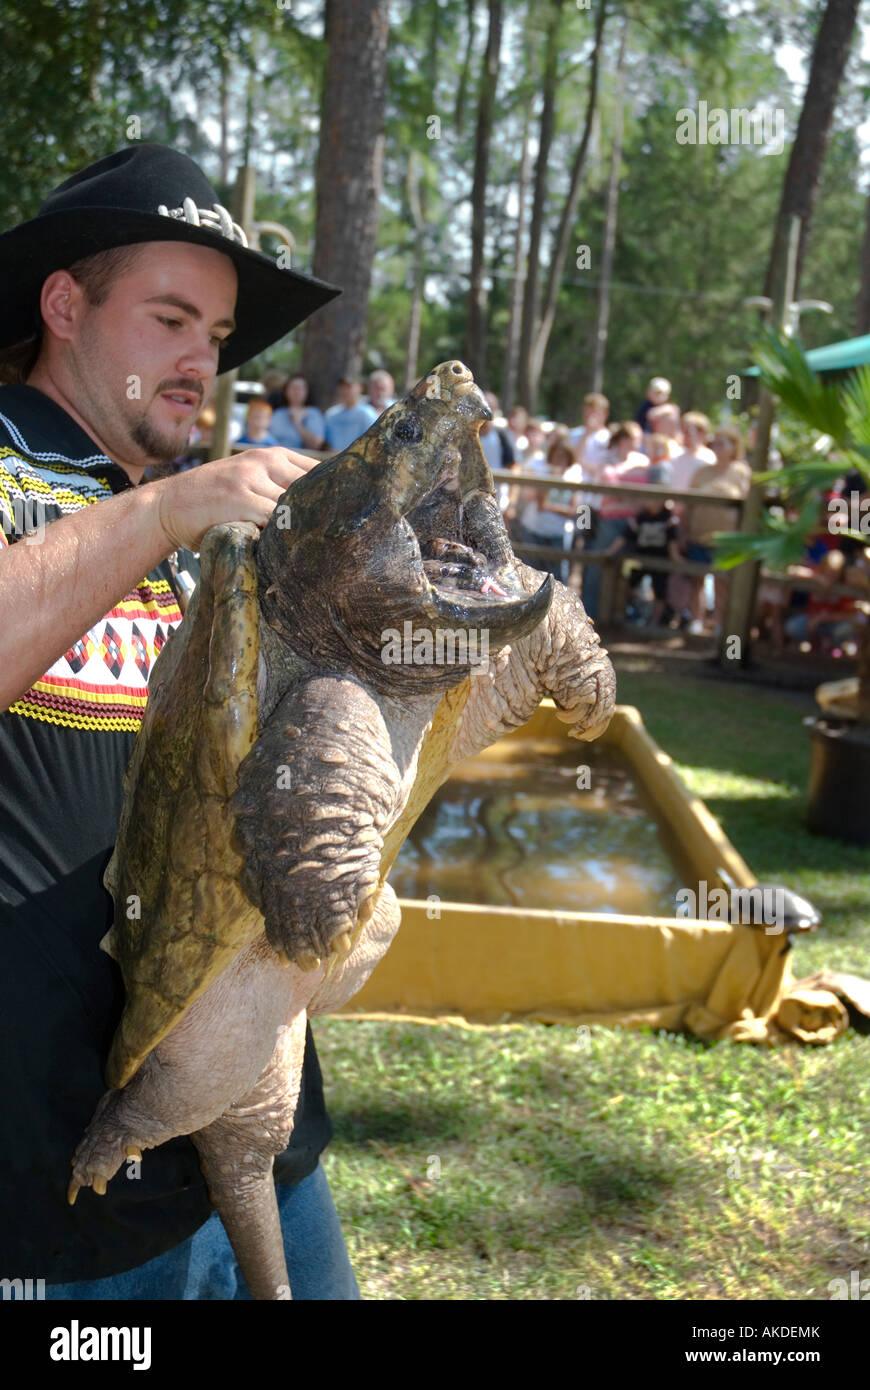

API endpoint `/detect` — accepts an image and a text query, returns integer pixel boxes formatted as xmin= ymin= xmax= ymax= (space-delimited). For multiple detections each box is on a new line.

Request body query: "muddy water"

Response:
xmin=388 ymin=738 xmax=685 ymax=917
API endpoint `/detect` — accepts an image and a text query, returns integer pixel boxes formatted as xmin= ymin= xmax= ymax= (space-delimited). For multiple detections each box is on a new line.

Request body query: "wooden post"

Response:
xmin=719 ymin=214 xmax=800 ymax=667
xmin=209 ymin=166 xmax=257 ymax=462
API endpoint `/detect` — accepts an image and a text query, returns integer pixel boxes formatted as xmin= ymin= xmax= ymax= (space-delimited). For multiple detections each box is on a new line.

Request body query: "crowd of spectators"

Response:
xmin=487 ymin=377 xmax=869 ymax=654
xmin=178 ymin=366 xmax=869 ymax=655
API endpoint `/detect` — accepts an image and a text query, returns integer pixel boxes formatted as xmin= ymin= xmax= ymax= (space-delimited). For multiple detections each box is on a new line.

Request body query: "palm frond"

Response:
xmin=840 ymin=364 xmax=870 ymax=469
xmin=712 ymin=494 xmax=819 ymax=572
xmin=752 ymin=330 xmax=849 ymax=444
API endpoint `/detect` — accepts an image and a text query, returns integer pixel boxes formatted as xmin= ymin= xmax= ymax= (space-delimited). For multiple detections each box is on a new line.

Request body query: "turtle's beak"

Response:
xmin=422 ymin=568 xmax=554 ymax=642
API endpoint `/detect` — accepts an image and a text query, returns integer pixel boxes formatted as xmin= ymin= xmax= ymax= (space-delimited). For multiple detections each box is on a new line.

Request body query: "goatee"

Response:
xmin=129 ymin=415 xmax=187 ymax=466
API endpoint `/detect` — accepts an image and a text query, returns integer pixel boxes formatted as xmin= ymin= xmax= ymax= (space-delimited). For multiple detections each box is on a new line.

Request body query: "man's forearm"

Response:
xmin=0 ymin=483 xmax=172 ymax=710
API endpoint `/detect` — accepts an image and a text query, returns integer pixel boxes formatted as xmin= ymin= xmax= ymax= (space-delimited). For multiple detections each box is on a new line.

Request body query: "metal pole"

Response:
xmin=209 ymin=166 xmax=257 ymax=462
xmin=719 ymin=214 xmax=800 ymax=667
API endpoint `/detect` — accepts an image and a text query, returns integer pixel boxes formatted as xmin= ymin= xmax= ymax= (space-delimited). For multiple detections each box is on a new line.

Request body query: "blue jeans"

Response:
xmin=581 ymin=517 xmax=629 ymax=621
xmin=45 ymin=1162 xmax=360 ymax=1300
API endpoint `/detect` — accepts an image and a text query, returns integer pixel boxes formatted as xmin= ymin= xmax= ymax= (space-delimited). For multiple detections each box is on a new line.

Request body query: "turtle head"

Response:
xmin=257 ymin=360 xmax=553 ymax=692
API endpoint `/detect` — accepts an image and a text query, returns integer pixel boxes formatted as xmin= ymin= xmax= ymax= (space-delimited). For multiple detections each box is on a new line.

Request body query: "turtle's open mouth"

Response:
xmin=404 ymin=466 xmax=524 ymax=611
xmin=421 ymin=537 xmax=511 ymax=600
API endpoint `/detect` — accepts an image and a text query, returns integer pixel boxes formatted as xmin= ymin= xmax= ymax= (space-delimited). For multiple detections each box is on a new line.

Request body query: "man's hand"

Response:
xmin=0 ymin=447 xmax=318 ymax=712
xmin=155 ymin=447 xmax=318 ymax=552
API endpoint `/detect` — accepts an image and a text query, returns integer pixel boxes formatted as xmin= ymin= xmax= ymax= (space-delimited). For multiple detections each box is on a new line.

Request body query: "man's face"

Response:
xmin=584 ymin=404 xmax=607 ymax=432
xmin=682 ymin=420 xmax=703 ymax=451
xmin=651 ymin=406 xmax=680 ymax=439
xmin=368 ymin=372 xmax=393 ymax=408
xmin=339 ymin=380 xmax=361 ymax=408
xmin=286 ymin=376 xmax=308 ymax=407
xmin=67 ymin=241 xmax=237 ymax=468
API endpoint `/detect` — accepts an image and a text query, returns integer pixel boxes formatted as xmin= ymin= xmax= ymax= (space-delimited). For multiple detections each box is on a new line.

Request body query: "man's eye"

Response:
xmin=158 ymin=316 xmax=183 ymax=329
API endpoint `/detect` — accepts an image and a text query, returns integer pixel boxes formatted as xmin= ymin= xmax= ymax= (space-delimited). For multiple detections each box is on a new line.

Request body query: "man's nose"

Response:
xmin=175 ymin=329 xmax=220 ymax=381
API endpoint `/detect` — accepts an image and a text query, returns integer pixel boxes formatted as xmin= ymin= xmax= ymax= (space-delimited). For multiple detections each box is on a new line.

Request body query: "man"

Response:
xmin=0 ymin=143 xmax=362 ymax=1299
xmin=365 ymin=368 xmax=395 ymax=412
xmin=665 ymin=411 xmax=715 ymax=625
xmin=568 ymin=392 xmax=611 ymax=479
xmin=645 ymin=402 xmax=683 ymax=460
xmin=323 ymin=377 xmax=377 ymax=452
xmin=670 ymin=410 xmax=715 ymax=492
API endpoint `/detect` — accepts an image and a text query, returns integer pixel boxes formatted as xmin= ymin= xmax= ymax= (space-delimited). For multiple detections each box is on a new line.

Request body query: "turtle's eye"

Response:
xmin=394 ymin=417 xmax=423 ymax=444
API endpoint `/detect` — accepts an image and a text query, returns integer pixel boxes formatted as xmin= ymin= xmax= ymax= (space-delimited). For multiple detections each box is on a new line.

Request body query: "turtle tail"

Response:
xmin=192 ymin=1124 xmax=291 ymax=1301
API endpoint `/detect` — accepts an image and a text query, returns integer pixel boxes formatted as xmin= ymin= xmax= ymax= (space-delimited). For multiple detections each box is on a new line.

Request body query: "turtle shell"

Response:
xmin=101 ymin=522 xmax=263 ymax=1089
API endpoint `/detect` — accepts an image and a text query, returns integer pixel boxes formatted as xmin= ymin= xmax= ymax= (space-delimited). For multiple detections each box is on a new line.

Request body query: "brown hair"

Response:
xmin=583 ymin=392 xmax=609 ymax=413
xmin=0 ymin=244 xmax=145 ymax=385
xmin=711 ymin=423 xmax=744 ymax=457
xmin=546 ymin=431 xmax=576 ymax=467
xmin=609 ymin=421 xmax=641 ymax=448
xmin=681 ymin=410 xmax=711 ymax=436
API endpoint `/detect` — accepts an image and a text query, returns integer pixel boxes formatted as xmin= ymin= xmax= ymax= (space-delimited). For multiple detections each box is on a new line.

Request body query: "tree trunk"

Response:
xmin=529 ymin=0 xmax=607 ymax=407
xmin=763 ymin=0 xmax=860 ymax=303
xmin=464 ymin=0 xmax=504 ymax=384
xmin=517 ymin=0 xmax=564 ymax=408
xmin=502 ymin=110 xmax=533 ymax=412
xmin=218 ymin=50 xmax=230 ymax=187
xmin=404 ymin=150 xmax=425 ymax=391
xmin=590 ymin=17 xmax=627 ymax=394
xmin=302 ymin=0 xmax=389 ymax=409
xmin=856 ymin=190 xmax=870 ymax=337
xmin=454 ymin=0 xmax=477 ymax=129
xmin=404 ymin=0 xmax=440 ymax=391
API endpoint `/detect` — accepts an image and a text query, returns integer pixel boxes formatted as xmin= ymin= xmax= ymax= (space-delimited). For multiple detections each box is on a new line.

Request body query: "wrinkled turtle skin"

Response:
xmin=72 ymin=361 xmax=616 ymax=1300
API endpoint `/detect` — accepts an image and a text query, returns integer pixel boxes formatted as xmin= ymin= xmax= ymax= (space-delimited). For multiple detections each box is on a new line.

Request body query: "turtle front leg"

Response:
xmin=232 ymin=674 xmax=408 ymax=970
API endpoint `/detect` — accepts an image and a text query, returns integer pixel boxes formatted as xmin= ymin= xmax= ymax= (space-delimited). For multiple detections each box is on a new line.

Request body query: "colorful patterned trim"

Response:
xmin=6 ymin=697 xmax=142 ymax=733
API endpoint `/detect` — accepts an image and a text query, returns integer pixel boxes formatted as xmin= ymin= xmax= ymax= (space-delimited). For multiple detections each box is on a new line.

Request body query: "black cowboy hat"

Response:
xmin=0 ymin=143 xmax=341 ymax=372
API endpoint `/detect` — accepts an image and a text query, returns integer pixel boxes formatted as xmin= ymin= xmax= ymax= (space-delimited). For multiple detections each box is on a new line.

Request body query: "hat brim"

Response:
xmin=0 ymin=208 xmax=341 ymax=372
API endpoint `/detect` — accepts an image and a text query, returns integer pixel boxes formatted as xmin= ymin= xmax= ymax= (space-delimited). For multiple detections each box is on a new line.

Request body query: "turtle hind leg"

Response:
xmin=68 ymin=1083 xmax=177 ymax=1205
xmin=192 ymin=1011 xmax=308 ymax=1301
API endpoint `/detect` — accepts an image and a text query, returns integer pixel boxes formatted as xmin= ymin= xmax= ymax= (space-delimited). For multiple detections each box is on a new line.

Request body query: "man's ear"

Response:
xmin=39 ymin=269 xmax=89 ymax=345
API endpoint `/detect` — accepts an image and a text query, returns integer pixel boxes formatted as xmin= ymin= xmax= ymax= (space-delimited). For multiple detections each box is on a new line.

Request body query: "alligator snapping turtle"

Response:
xmin=69 ymin=361 xmax=615 ymax=1299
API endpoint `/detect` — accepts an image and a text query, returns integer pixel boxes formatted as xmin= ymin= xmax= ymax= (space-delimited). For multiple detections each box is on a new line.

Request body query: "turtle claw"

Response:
xmin=332 ymin=930 xmax=353 ymax=957
xmin=69 ymin=1094 xmax=143 ymax=1201
xmin=357 ymin=891 xmax=378 ymax=924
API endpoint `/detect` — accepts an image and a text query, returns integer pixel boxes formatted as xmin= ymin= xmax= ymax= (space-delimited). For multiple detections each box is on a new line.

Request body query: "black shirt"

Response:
xmin=627 ymin=506 xmax=679 ymax=557
xmin=0 ymin=385 xmax=331 ymax=1283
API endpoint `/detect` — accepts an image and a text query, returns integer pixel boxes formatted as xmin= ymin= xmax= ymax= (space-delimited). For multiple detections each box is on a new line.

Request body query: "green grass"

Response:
xmin=313 ymin=664 xmax=869 ymax=1300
